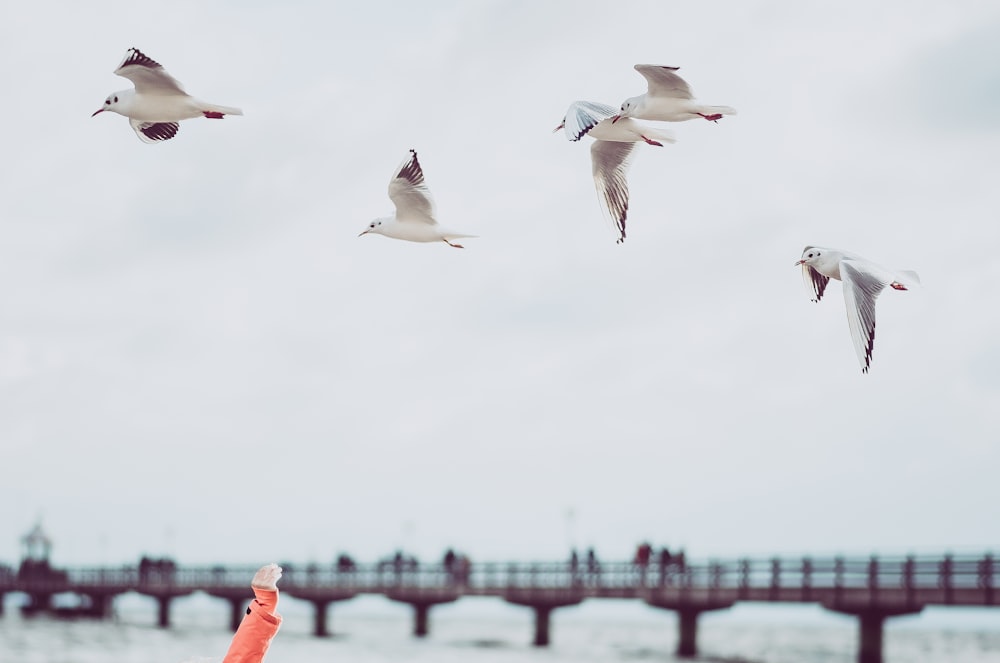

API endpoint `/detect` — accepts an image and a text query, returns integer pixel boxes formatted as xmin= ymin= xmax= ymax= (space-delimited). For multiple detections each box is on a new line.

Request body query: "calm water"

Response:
xmin=1 ymin=594 xmax=998 ymax=663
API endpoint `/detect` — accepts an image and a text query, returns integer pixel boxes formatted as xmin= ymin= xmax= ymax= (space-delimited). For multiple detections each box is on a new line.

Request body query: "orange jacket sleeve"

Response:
xmin=221 ymin=588 xmax=282 ymax=663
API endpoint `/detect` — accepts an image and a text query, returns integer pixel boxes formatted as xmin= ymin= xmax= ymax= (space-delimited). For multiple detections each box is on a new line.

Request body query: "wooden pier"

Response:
xmin=1 ymin=553 xmax=996 ymax=663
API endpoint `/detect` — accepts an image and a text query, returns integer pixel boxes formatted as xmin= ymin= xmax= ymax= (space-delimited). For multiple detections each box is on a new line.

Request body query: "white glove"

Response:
xmin=251 ymin=563 xmax=282 ymax=591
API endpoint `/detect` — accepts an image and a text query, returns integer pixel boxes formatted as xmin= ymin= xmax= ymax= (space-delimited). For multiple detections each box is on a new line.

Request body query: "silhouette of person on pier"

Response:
xmin=181 ymin=563 xmax=283 ymax=663
xmin=634 ymin=542 xmax=652 ymax=583
xmin=139 ymin=556 xmax=177 ymax=585
xmin=393 ymin=550 xmax=405 ymax=575
xmin=586 ymin=547 xmax=601 ymax=584
xmin=453 ymin=553 xmax=471 ymax=586
xmin=443 ymin=548 xmax=457 ymax=583
xmin=442 ymin=548 xmax=472 ymax=586
xmin=658 ymin=547 xmax=672 ymax=585
xmin=336 ymin=553 xmax=356 ymax=573
xmin=569 ymin=548 xmax=582 ymax=586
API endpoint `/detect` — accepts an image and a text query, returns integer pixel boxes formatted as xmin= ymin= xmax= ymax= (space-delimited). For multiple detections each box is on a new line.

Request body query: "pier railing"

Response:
xmin=1 ymin=553 xmax=995 ymax=604
xmin=1 ymin=553 xmax=995 ymax=663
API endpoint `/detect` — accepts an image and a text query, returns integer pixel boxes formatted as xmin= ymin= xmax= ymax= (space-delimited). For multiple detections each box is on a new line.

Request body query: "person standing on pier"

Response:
xmin=586 ymin=547 xmax=601 ymax=585
xmin=658 ymin=547 xmax=673 ymax=586
xmin=569 ymin=548 xmax=582 ymax=586
xmin=219 ymin=563 xmax=283 ymax=663
xmin=634 ymin=542 xmax=652 ymax=583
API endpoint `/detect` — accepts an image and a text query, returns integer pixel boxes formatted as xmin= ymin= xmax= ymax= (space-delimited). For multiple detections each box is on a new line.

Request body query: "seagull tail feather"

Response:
xmin=201 ymin=103 xmax=243 ymax=117
xmin=701 ymin=105 xmax=737 ymax=117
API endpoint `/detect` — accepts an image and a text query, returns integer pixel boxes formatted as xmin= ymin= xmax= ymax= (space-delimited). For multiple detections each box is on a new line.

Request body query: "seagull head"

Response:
xmin=359 ymin=218 xmax=386 ymax=238
xmin=612 ymin=97 xmax=639 ymax=123
xmin=92 ymin=90 xmax=129 ymax=117
xmin=796 ymin=246 xmax=824 ymax=267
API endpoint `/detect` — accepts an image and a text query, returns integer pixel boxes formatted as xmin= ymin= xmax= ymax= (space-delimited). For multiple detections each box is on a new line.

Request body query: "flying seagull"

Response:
xmin=613 ymin=65 xmax=735 ymax=124
xmin=796 ymin=246 xmax=919 ymax=373
xmin=92 ymin=48 xmax=243 ymax=143
xmin=360 ymin=149 xmax=476 ymax=248
xmin=555 ymin=100 xmax=675 ymax=243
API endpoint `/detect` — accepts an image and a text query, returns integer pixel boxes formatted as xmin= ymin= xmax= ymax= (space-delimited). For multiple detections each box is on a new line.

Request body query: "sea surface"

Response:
xmin=1 ymin=593 xmax=998 ymax=663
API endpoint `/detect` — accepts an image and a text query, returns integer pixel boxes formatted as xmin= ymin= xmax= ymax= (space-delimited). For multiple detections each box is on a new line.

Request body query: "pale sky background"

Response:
xmin=1 ymin=0 xmax=998 ymax=574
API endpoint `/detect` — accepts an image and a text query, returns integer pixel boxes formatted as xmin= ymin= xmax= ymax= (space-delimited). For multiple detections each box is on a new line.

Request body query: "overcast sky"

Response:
xmin=0 ymin=0 xmax=998 ymax=571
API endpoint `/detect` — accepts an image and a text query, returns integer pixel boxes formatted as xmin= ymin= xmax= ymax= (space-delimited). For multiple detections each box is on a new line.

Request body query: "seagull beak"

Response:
xmin=794 ymin=260 xmax=806 ymax=266
xmin=358 ymin=230 xmax=369 ymax=237
xmin=552 ymin=122 xmax=565 ymax=133
xmin=91 ymin=108 xmax=105 ymax=117
xmin=610 ymin=114 xmax=621 ymax=124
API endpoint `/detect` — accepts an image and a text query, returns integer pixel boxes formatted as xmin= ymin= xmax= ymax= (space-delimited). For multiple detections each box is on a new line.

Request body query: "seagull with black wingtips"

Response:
xmin=360 ymin=150 xmax=476 ymax=248
xmin=796 ymin=246 xmax=920 ymax=374
xmin=554 ymin=100 xmax=676 ymax=244
xmin=92 ymin=48 xmax=243 ymax=143
xmin=612 ymin=65 xmax=736 ymax=124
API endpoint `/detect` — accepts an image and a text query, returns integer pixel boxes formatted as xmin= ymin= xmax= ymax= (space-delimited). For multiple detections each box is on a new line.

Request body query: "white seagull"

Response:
xmin=796 ymin=246 xmax=920 ymax=374
xmin=612 ymin=65 xmax=736 ymax=124
xmin=360 ymin=149 xmax=475 ymax=248
xmin=92 ymin=48 xmax=243 ymax=143
xmin=554 ymin=101 xmax=675 ymax=244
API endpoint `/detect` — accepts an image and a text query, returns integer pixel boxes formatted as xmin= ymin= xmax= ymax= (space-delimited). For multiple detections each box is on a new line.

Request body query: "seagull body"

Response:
xmin=554 ymin=101 xmax=675 ymax=244
xmin=613 ymin=65 xmax=736 ymax=124
xmin=92 ymin=48 xmax=242 ymax=143
xmin=360 ymin=149 xmax=475 ymax=248
xmin=556 ymin=100 xmax=675 ymax=145
xmin=797 ymin=246 xmax=920 ymax=373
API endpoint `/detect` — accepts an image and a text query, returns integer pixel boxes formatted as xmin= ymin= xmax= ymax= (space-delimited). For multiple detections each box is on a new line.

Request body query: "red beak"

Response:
xmin=794 ymin=260 xmax=805 ymax=266
xmin=611 ymin=114 xmax=621 ymax=124
xmin=552 ymin=122 xmax=564 ymax=133
xmin=91 ymin=108 xmax=105 ymax=117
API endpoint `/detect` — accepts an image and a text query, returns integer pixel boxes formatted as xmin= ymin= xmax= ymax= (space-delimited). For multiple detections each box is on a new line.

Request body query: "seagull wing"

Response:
xmin=562 ymin=101 xmax=617 ymax=141
xmin=634 ymin=65 xmax=694 ymax=100
xmin=840 ymin=260 xmax=889 ymax=374
xmin=129 ymin=119 xmax=180 ymax=143
xmin=114 ymin=48 xmax=186 ymax=95
xmin=801 ymin=264 xmax=830 ymax=302
xmin=590 ymin=140 xmax=638 ymax=244
xmin=388 ymin=149 xmax=437 ymax=225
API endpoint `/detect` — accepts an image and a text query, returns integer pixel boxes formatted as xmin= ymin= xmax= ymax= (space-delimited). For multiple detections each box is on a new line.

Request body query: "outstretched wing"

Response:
xmin=841 ymin=260 xmax=889 ymax=374
xmin=114 ymin=48 xmax=186 ymax=95
xmin=561 ymin=101 xmax=617 ymax=141
xmin=590 ymin=140 xmax=638 ymax=244
xmin=634 ymin=65 xmax=693 ymax=100
xmin=129 ymin=118 xmax=179 ymax=143
xmin=801 ymin=264 xmax=830 ymax=302
xmin=388 ymin=149 xmax=436 ymax=225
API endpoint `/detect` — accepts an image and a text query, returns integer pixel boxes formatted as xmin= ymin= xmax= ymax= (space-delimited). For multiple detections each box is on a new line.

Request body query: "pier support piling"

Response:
xmin=88 ymin=593 xmax=114 ymax=619
xmin=156 ymin=596 xmax=171 ymax=628
xmin=857 ymin=613 xmax=886 ymax=663
xmin=312 ymin=600 xmax=331 ymax=637
xmin=644 ymin=598 xmax=734 ymax=659
xmin=504 ymin=590 xmax=584 ymax=648
xmin=385 ymin=590 xmax=459 ymax=639
xmin=676 ymin=608 xmax=701 ymax=658
xmin=825 ymin=604 xmax=922 ymax=663
xmin=26 ymin=592 xmax=53 ymax=614
xmin=532 ymin=606 xmax=552 ymax=647
xmin=228 ymin=598 xmax=244 ymax=632
xmin=274 ymin=589 xmax=356 ymax=638
xmin=413 ymin=603 xmax=430 ymax=637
